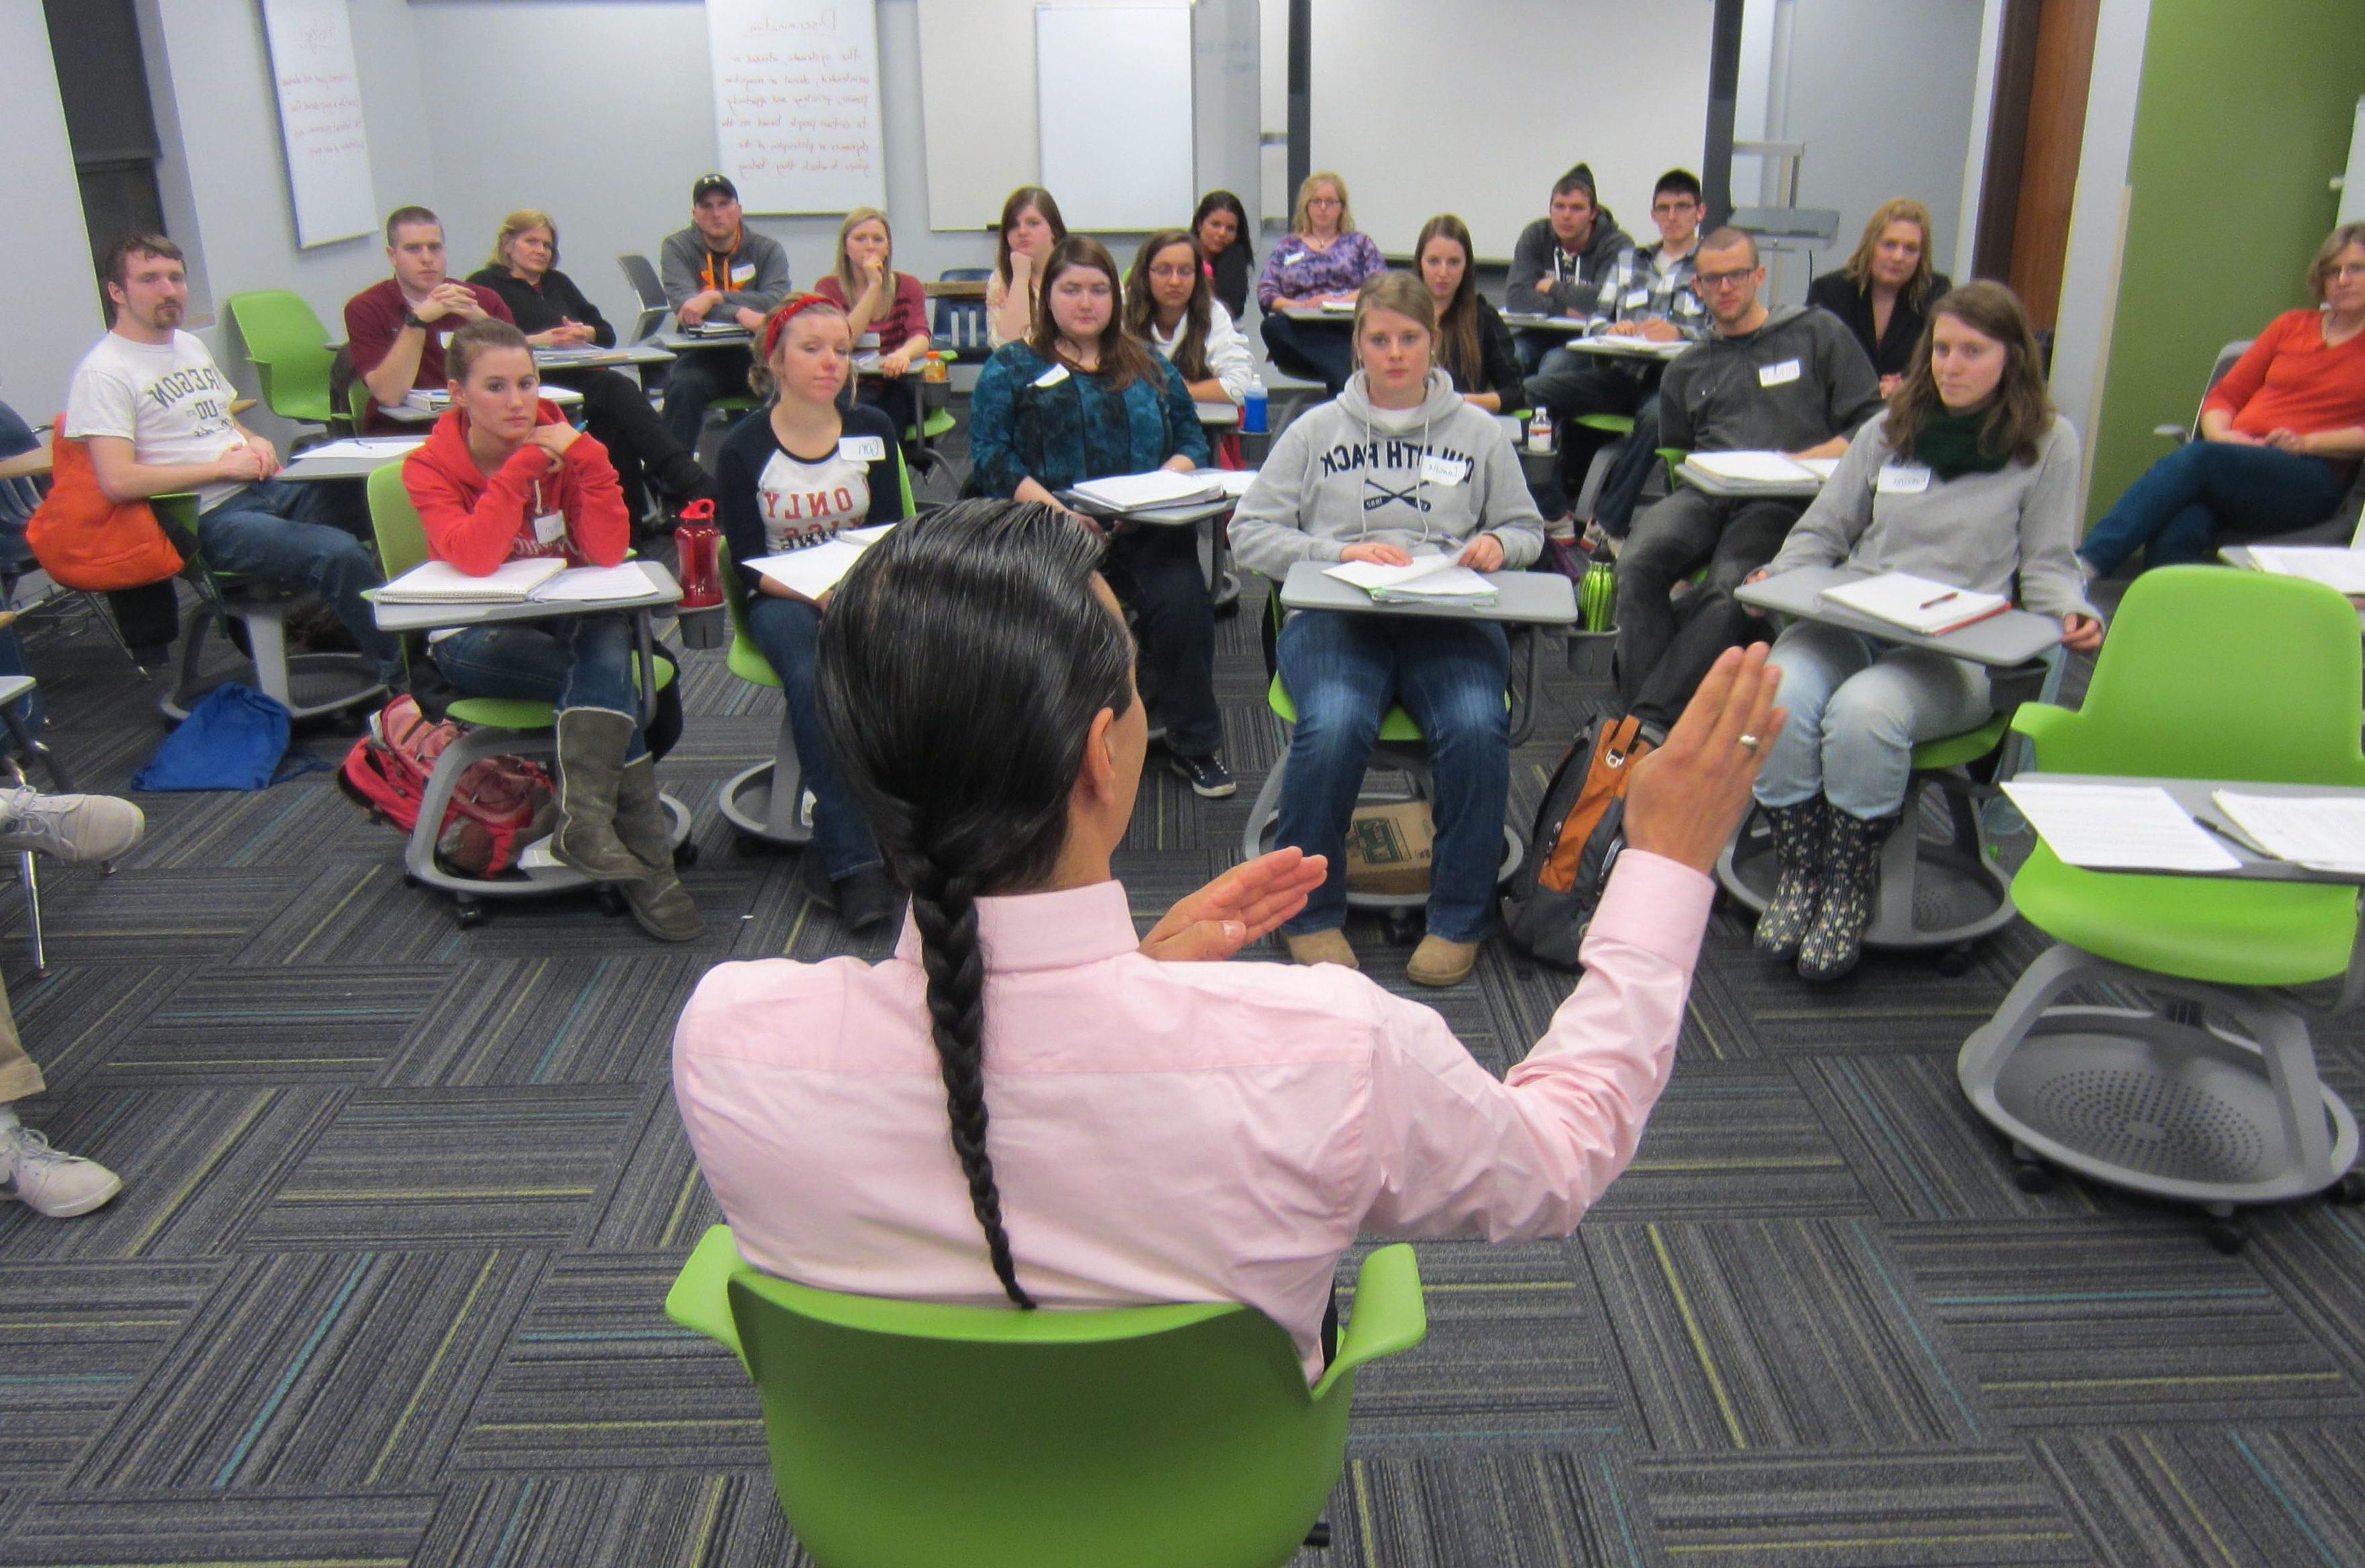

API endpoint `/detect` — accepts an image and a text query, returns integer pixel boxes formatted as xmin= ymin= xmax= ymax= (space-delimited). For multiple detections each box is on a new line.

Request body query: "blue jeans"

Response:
xmin=1756 ymin=621 xmax=1993 ymax=820
xmin=198 ymin=479 xmax=398 ymax=673
xmin=1275 ymin=610 xmax=1510 ymax=942
xmin=2079 ymin=440 xmax=2349 ymax=575
xmin=661 ymin=346 xmax=755 ymax=450
xmin=428 ymin=612 xmax=647 ymax=760
xmin=743 ymin=595 xmax=884 ymax=881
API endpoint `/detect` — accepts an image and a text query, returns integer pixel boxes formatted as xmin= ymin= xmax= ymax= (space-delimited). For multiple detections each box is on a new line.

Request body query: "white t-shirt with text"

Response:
xmin=63 ymin=330 xmax=244 ymax=513
xmin=753 ymin=445 xmax=875 ymax=554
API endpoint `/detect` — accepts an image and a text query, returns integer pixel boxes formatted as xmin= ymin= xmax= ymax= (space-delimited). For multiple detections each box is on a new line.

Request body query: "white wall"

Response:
xmin=0 ymin=0 xmax=101 ymax=416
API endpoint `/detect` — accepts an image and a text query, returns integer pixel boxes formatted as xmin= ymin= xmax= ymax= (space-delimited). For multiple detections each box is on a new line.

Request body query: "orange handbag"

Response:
xmin=26 ymin=427 xmax=188 ymax=591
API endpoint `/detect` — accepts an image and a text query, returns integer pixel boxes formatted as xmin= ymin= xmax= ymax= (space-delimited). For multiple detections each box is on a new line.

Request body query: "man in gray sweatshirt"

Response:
xmin=657 ymin=174 xmax=792 ymax=450
xmin=1616 ymin=228 xmax=1881 ymax=736
xmin=1504 ymin=163 xmax=1634 ymax=376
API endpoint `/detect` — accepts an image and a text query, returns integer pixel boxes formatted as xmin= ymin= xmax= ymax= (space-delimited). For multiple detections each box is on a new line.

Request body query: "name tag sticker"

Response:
xmin=1758 ymin=358 xmax=1802 ymax=388
xmin=1419 ymin=453 xmax=1470 ymax=486
xmin=1877 ymin=464 xmax=1932 ymax=495
xmin=838 ymin=435 xmax=887 ymax=463
xmin=1033 ymin=363 xmax=1070 ymax=388
xmin=532 ymin=511 xmax=566 ymax=546
xmin=1283 ymin=251 xmax=1307 ymax=267
xmin=1624 ymin=289 xmax=1651 ymax=309
xmin=730 ymin=263 xmax=756 ymax=286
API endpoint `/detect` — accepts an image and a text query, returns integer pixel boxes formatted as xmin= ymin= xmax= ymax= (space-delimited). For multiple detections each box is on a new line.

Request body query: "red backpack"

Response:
xmin=339 ymin=695 xmax=555 ymax=878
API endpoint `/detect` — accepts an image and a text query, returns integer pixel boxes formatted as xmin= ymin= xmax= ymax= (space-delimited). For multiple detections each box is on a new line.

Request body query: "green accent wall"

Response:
xmin=2085 ymin=0 xmax=2365 ymax=525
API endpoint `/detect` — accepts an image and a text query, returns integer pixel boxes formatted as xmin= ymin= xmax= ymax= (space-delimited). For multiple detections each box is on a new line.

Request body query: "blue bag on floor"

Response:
xmin=132 ymin=682 xmax=318 ymax=791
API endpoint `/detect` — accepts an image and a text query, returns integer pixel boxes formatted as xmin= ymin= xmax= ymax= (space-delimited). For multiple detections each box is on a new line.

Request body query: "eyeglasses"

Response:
xmin=1148 ymin=267 xmax=1199 ymax=283
xmin=1305 ymin=196 xmax=1342 ymax=209
xmin=1694 ymin=267 xmax=1756 ymax=288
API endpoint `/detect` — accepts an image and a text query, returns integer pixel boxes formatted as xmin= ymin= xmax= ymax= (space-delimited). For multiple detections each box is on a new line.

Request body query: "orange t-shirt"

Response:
xmin=2200 ymin=310 xmax=2365 ymax=439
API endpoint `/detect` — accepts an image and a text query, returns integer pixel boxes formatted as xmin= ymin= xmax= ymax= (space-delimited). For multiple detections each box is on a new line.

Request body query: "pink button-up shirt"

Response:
xmin=673 ymin=851 xmax=1712 ymax=1377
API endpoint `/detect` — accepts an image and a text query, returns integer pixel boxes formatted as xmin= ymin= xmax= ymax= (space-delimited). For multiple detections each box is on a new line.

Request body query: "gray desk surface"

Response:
xmin=654 ymin=328 xmax=754 ymax=351
xmin=1280 ymin=558 xmax=1578 ymax=626
xmin=1197 ymin=400 xmax=1240 ymax=428
xmin=1500 ymin=312 xmax=1592 ymax=337
xmin=1277 ymin=305 xmax=1358 ymax=323
xmin=277 ymin=439 xmax=425 ymax=483
xmin=370 ymin=561 xmax=681 ymax=635
xmin=1677 ymin=461 xmax=1823 ymax=500
xmin=1737 ymin=565 xmax=2063 ymax=668
xmin=2016 ymin=772 xmax=2365 ymax=886
xmin=533 ymin=344 xmax=677 ymax=370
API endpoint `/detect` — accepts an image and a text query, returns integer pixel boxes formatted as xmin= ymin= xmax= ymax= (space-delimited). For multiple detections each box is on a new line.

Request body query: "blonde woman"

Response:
xmin=813 ymin=206 xmax=932 ymax=438
xmin=1807 ymin=198 xmax=1952 ymax=390
xmin=1255 ymin=171 xmax=1385 ymax=394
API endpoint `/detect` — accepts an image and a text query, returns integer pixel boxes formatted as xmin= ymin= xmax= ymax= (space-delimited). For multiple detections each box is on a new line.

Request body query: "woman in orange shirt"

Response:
xmin=2079 ymin=224 xmax=2365 ymax=577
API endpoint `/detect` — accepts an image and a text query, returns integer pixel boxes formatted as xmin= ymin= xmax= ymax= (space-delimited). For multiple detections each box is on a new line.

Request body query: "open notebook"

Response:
xmin=1818 ymin=571 xmax=2010 ymax=636
xmin=1680 ymin=451 xmax=1839 ymax=488
xmin=748 ymin=523 xmax=899 ymax=601
xmin=375 ymin=559 xmax=660 ymax=605
xmin=1324 ymin=555 xmax=1498 ymax=605
xmin=1069 ymin=471 xmax=1225 ymax=512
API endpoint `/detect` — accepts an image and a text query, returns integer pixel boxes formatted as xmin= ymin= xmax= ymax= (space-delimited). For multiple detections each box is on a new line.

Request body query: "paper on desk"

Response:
xmin=2212 ymin=791 xmax=2365 ymax=873
xmin=1682 ymin=451 xmax=1819 ymax=486
xmin=1070 ymin=470 xmax=1223 ymax=511
xmin=2244 ymin=546 xmax=2365 ymax=596
xmin=751 ymin=539 xmax=870 ymax=600
xmin=1209 ymin=469 xmax=1259 ymax=498
xmin=531 ymin=562 xmax=658 ymax=603
xmin=1999 ymin=781 xmax=2241 ymax=872
xmin=375 ymin=557 xmax=568 ymax=603
xmin=1797 ymin=457 xmax=1841 ymax=481
xmin=1325 ymin=556 xmax=1498 ymax=602
xmin=297 ymin=437 xmax=424 ymax=461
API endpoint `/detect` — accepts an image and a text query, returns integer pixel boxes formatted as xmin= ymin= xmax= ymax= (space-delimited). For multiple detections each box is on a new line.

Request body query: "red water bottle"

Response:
xmin=673 ymin=498 xmax=722 ymax=609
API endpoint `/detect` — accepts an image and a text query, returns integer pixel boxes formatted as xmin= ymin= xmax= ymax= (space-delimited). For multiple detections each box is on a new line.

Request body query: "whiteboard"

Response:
xmin=258 ymin=0 xmax=378 ymax=249
xmin=1308 ymin=0 xmax=1714 ymax=261
xmin=705 ymin=0 xmax=886 ymax=215
xmin=1037 ymin=7 xmax=1195 ymax=233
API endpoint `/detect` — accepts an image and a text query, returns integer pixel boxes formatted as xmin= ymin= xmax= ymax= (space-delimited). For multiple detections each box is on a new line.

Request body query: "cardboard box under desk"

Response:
xmin=1344 ymin=801 xmax=1433 ymax=896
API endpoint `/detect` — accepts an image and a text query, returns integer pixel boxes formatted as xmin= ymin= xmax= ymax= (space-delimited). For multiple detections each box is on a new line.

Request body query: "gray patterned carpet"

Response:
xmin=3 ymin=533 xmax=2364 ymax=1567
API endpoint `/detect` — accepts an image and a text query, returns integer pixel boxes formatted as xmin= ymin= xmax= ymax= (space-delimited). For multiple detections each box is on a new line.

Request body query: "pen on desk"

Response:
xmin=2193 ymin=812 xmax=2272 ymax=859
xmin=1918 ymin=591 xmax=1961 ymax=610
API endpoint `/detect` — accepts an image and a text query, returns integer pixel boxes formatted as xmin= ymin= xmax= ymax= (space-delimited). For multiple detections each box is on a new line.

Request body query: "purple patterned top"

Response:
xmin=1255 ymin=230 xmax=1387 ymax=310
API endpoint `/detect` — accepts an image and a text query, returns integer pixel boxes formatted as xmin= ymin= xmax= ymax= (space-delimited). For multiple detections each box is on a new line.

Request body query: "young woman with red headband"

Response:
xmin=714 ymin=294 xmax=909 ymax=932
xmin=402 ymin=318 xmax=701 ymax=942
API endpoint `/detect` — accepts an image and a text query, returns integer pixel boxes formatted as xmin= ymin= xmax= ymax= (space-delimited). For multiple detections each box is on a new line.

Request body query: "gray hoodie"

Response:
xmin=1658 ymin=304 xmax=1883 ymax=455
xmin=1230 ymin=369 xmax=1544 ymax=579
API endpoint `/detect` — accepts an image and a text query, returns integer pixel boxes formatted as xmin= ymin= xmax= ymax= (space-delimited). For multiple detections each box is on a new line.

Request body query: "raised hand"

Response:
xmin=1139 ymin=846 xmax=1330 ymax=961
xmin=1621 ymin=643 xmax=1786 ymax=873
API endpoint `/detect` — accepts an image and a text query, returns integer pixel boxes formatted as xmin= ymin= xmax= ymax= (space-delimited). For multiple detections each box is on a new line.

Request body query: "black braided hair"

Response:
xmin=816 ymin=499 xmax=1134 ymax=1307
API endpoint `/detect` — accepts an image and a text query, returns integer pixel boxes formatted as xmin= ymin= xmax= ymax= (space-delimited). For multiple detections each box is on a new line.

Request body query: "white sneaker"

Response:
xmin=0 ymin=1123 xmax=123 ymax=1217
xmin=0 ymin=786 xmax=145 ymax=863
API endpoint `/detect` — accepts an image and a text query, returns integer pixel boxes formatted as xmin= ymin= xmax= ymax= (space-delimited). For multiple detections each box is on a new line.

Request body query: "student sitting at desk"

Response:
xmin=658 ymin=174 xmax=792 ymax=451
xmin=347 ymin=206 xmax=515 ymax=436
xmin=970 ymin=236 xmax=1233 ymax=800
xmin=715 ymin=296 xmax=906 ymax=934
xmin=402 ymin=320 xmax=701 ymax=943
xmin=1230 ymin=272 xmax=1545 ymax=987
xmin=2077 ymin=222 xmax=2365 ymax=580
xmin=813 ymin=207 xmax=933 ymax=447
xmin=1416 ymin=215 xmax=1524 ymax=415
xmin=672 ymin=498 xmax=1782 ymax=1377
xmin=985 ymin=186 xmax=1068 ymax=351
xmin=1256 ymin=172 xmax=1387 ymax=396
xmin=1123 ymin=229 xmax=1252 ymax=406
xmin=1192 ymin=189 xmax=1254 ymax=320
xmin=1807 ymin=199 xmax=1952 ymax=394
xmin=1746 ymin=281 xmax=2098 ymax=981
xmin=1525 ymin=169 xmax=1709 ymax=532
xmin=1615 ymin=228 xmax=1882 ymax=744
xmin=468 ymin=209 xmax=711 ymax=525
xmin=1504 ymin=163 xmax=1635 ymax=376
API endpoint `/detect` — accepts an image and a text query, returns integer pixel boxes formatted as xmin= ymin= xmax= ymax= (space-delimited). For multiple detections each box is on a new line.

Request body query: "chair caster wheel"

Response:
xmin=733 ymin=832 xmax=765 ymax=857
xmin=2333 ymin=1171 xmax=2365 ymax=1205
xmin=598 ymin=886 xmax=628 ymax=917
xmin=674 ymin=841 xmax=700 ymax=870
xmin=2202 ymin=1218 xmax=2246 ymax=1256
xmin=1303 ymin=1520 xmax=1332 ymax=1549
xmin=403 ymin=872 xmax=422 ymax=889
xmin=2010 ymin=1160 xmax=2055 ymax=1194
xmin=1382 ymin=910 xmax=1419 ymax=946
xmin=454 ymin=901 xmax=485 ymax=930
xmin=1936 ymin=945 xmax=1973 ymax=977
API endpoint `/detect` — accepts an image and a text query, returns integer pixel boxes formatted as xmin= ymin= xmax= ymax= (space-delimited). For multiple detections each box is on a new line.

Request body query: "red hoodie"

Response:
xmin=402 ymin=401 xmax=629 ymax=576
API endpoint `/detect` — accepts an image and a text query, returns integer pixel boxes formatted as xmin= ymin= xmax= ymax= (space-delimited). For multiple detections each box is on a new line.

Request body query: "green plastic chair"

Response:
xmin=363 ymin=462 xmax=684 ymax=924
xmin=714 ymin=462 xmax=914 ymax=847
xmin=1957 ymin=565 xmax=2365 ymax=1212
xmin=665 ymin=1223 xmax=1427 ymax=1568
xmin=224 ymin=290 xmax=337 ymax=425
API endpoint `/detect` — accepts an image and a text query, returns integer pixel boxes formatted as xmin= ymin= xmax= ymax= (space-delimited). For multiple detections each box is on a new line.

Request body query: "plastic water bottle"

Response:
xmin=1242 ymin=374 xmax=1268 ymax=435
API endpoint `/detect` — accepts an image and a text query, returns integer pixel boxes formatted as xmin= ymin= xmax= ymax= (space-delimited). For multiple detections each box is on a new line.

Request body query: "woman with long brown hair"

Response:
xmin=985 ymin=185 xmax=1068 ymax=349
xmin=1122 ymin=229 xmax=1250 ymax=406
xmin=1414 ymin=215 xmax=1524 ymax=412
xmin=1743 ymin=279 xmax=2098 ymax=982
xmin=1807 ymin=198 xmax=1952 ymax=390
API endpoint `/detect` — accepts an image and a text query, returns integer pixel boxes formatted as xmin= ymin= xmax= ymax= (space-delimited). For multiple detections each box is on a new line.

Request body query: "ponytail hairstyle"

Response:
xmin=1029 ymin=236 xmax=1161 ymax=392
xmin=817 ymin=500 xmax=1137 ymax=1308
xmin=446 ymin=317 xmax=533 ymax=387
xmin=1122 ymin=229 xmax=1214 ymax=382
xmin=747 ymin=293 xmax=851 ymax=400
xmin=1414 ymin=215 xmax=1482 ymax=393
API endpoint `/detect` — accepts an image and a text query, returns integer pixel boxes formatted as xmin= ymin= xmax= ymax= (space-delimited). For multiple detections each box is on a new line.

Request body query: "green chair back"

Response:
xmin=224 ymin=290 xmax=337 ymax=425
xmin=2016 ymin=566 xmax=2365 ymax=785
xmin=666 ymin=1225 xmax=1426 ymax=1568
xmin=366 ymin=462 xmax=431 ymax=577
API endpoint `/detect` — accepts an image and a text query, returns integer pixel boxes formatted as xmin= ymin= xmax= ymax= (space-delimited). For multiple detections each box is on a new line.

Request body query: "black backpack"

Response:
xmin=1500 ymin=713 xmax=1653 ymax=967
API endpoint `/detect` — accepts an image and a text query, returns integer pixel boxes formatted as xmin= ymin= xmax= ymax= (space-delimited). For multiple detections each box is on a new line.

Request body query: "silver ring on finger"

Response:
xmin=1736 ymin=733 xmax=1762 ymax=750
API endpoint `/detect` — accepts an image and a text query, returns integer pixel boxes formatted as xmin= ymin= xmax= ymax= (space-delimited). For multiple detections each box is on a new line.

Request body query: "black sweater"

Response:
xmin=1805 ymin=269 xmax=1953 ymax=380
xmin=1207 ymin=245 xmax=1252 ymax=320
xmin=1441 ymin=297 xmax=1527 ymax=409
xmin=468 ymin=265 xmax=618 ymax=349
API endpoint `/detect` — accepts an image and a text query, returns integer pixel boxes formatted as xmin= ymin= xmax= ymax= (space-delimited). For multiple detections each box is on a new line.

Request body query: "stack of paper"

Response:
xmin=684 ymin=321 xmax=749 ymax=339
xmin=531 ymin=563 xmax=660 ymax=603
xmin=2213 ymin=791 xmax=2365 ymax=874
xmin=1819 ymin=570 xmax=2011 ymax=636
xmin=376 ymin=558 xmax=566 ymax=603
xmin=1209 ymin=470 xmax=1260 ymax=498
xmin=1324 ymin=556 xmax=1498 ymax=605
xmin=1069 ymin=470 xmax=1223 ymax=512
xmin=402 ymin=388 xmax=452 ymax=413
xmin=294 ymin=437 xmax=424 ymax=461
xmin=749 ymin=522 xmax=900 ymax=601
xmin=1998 ymin=781 xmax=2240 ymax=873
xmin=1680 ymin=451 xmax=1826 ymax=489
xmin=1319 ymin=298 xmax=1357 ymax=313
xmin=531 ymin=346 xmax=606 ymax=365
xmin=2243 ymin=546 xmax=2365 ymax=597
